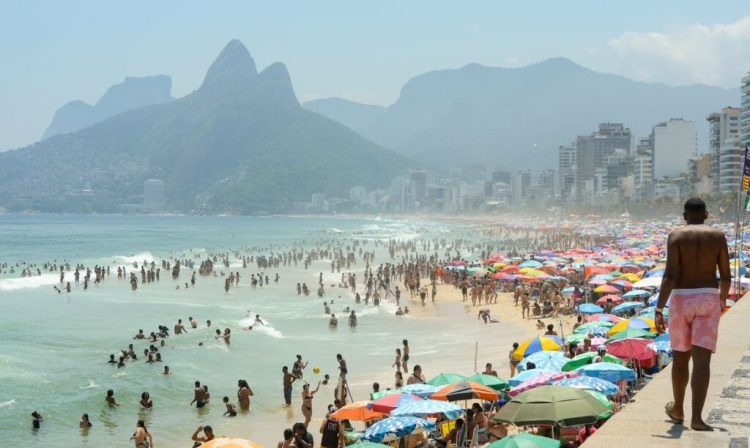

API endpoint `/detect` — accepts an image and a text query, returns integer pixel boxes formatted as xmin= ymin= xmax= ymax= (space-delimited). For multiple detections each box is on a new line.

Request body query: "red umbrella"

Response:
xmin=595 ymin=295 xmax=623 ymax=305
xmin=369 ymin=393 xmax=422 ymax=413
xmin=606 ymin=338 xmax=656 ymax=361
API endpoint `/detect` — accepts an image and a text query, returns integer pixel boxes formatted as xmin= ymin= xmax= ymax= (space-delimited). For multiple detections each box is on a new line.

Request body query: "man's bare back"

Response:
xmin=667 ymin=224 xmax=729 ymax=292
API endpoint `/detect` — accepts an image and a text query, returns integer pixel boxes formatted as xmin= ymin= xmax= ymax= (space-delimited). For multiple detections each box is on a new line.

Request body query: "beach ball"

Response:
xmin=313 ymin=367 xmax=320 ymax=375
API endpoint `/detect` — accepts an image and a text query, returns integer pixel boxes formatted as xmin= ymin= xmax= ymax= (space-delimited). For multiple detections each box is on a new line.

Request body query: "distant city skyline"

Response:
xmin=1 ymin=1 xmax=749 ymax=150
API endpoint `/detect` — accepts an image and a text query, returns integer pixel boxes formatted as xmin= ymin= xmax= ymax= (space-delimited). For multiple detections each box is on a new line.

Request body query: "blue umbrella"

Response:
xmin=611 ymin=301 xmax=644 ymax=314
xmin=576 ymin=362 xmax=637 ymax=383
xmin=399 ymin=384 xmax=438 ymax=398
xmin=361 ymin=416 xmax=435 ymax=443
xmin=519 ymin=260 xmax=543 ymax=268
xmin=653 ymin=333 xmax=671 ymax=353
xmin=562 ymin=286 xmax=575 ymax=294
xmin=577 ymin=303 xmax=604 ymax=314
xmin=553 ymin=376 xmax=618 ymax=396
xmin=390 ymin=399 xmax=464 ymax=419
xmin=518 ymin=351 xmax=567 ymax=372
xmin=623 ymin=290 xmax=650 ymax=299
xmin=508 ymin=368 xmax=555 ymax=387
xmin=646 ymin=269 xmax=664 ymax=277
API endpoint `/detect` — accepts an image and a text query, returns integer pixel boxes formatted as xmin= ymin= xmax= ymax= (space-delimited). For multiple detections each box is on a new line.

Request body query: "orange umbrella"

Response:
xmin=330 ymin=401 xmax=386 ymax=421
xmin=432 ymin=381 xmax=499 ymax=402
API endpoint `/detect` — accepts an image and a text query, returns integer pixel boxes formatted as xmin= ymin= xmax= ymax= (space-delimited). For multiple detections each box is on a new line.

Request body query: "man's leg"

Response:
xmin=670 ymin=350 xmax=691 ymax=421
xmin=690 ymin=345 xmax=712 ymax=430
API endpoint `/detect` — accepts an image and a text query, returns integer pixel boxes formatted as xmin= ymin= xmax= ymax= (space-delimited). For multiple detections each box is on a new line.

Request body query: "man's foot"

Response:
xmin=690 ymin=420 xmax=714 ymax=431
xmin=664 ymin=401 xmax=684 ymax=424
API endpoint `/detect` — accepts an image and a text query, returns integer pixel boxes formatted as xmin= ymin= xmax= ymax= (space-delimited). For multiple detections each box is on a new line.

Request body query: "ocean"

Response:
xmin=0 ymin=214 xmax=523 ymax=447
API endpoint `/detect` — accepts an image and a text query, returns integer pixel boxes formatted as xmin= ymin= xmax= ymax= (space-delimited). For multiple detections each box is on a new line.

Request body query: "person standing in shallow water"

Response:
xmin=658 ymin=198 xmax=730 ymax=432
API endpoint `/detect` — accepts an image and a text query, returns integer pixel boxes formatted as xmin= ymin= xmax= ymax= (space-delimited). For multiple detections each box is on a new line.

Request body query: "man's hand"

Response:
xmin=654 ymin=313 xmax=666 ymax=334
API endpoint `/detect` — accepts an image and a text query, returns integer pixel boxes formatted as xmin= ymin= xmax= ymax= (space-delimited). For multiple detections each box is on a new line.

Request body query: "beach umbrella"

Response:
xmin=432 ymin=381 xmax=500 ymax=401
xmin=577 ymin=303 xmax=604 ymax=314
xmin=426 ymin=373 xmax=467 ymax=386
xmin=623 ymin=289 xmax=650 ymax=299
xmin=486 ymin=433 xmax=560 ymax=448
xmin=611 ymin=301 xmax=644 ymax=314
xmin=561 ymin=352 xmax=623 ymax=371
xmin=595 ymin=294 xmax=623 ymax=305
xmin=399 ymin=384 xmax=438 ymax=398
xmin=585 ymin=390 xmax=615 ymax=420
xmin=594 ymin=285 xmax=619 ymax=294
xmin=639 ymin=306 xmax=669 ymax=318
xmin=608 ymin=317 xmax=655 ymax=335
xmin=606 ymin=338 xmax=657 ymax=361
xmin=617 ymin=273 xmax=642 ymax=283
xmin=572 ymin=322 xmax=612 ymax=337
xmin=466 ymin=373 xmax=509 ymax=391
xmin=562 ymin=286 xmax=575 ymax=294
xmin=584 ymin=313 xmax=622 ymax=323
xmin=492 ymin=385 xmax=611 ymax=427
xmin=201 ymin=438 xmax=263 ymax=448
xmin=576 ymin=362 xmax=637 ymax=383
xmin=371 ymin=389 xmax=401 ymax=400
xmin=361 ymin=416 xmax=435 ymax=443
xmin=390 ymin=399 xmax=463 ymax=419
xmin=632 ymin=277 xmax=662 ymax=288
xmin=350 ymin=442 xmax=392 ymax=448
xmin=588 ymin=278 xmax=608 ymax=286
xmin=653 ymin=333 xmax=672 ymax=353
xmin=518 ymin=351 xmax=567 ymax=372
xmin=553 ymin=376 xmax=618 ymax=396
xmin=607 ymin=328 xmax=655 ymax=341
xmin=513 ymin=336 xmax=563 ymax=360
xmin=508 ymin=371 xmax=579 ymax=397
xmin=509 ymin=368 xmax=556 ymax=387
xmin=369 ymin=393 xmax=422 ymax=413
xmin=331 ymin=401 xmax=386 ymax=422
xmin=519 ymin=260 xmax=543 ymax=268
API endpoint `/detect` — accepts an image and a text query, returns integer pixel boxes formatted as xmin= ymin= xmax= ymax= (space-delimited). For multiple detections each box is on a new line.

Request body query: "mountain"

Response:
xmin=42 ymin=75 xmax=174 ymax=140
xmin=304 ymin=58 xmax=740 ymax=169
xmin=0 ymin=40 xmax=408 ymax=213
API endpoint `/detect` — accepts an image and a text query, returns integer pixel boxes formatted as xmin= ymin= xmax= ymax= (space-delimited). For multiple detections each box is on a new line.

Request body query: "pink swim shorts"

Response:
xmin=668 ymin=288 xmax=722 ymax=353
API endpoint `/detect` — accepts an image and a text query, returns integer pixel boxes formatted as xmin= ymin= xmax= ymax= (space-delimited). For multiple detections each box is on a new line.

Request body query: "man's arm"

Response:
xmin=656 ymin=232 xmax=679 ymax=310
xmin=717 ymin=233 xmax=731 ymax=309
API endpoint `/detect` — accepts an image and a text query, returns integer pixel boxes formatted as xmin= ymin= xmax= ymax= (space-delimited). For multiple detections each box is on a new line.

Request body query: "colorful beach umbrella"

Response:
xmin=361 ymin=416 xmax=435 ymax=443
xmin=607 ymin=317 xmax=655 ymax=335
xmin=561 ymin=352 xmax=623 ymax=372
xmin=606 ymin=338 xmax=657 ymax=361
xmin=432 ymin=381 xmax=499 ymax=401
xmin=390 ymin=399 xmax=463 ymax=419
xmin=350 ymin=442 xmax=392 ymax=448
xmin=509 ymin=368 xmax=556 ymax=387
xmin=577 ymin=303 xmax=603 ymax=314
xmin=584 ymin=313 xmax=622 ymax=323
xmin=572 ymin=322 xmax=612 ymax=337
xmin=508 ymin=371 xmax=579 ymax=397
xmin=607 ymin=327 xmax=655 ymax=341
xmin=486 ymin=433 xmax=560 ymax=448
xmin=369 ymin=393 xmax=421 ymax=413
xmin=466 ymin=373 xmax=509 ymax=391
xmin=426 ymin=373 xmax=467 ymax=386
xmin=576 ymin=362 xmax=637 ymax=383
xmin=595 ymin=294 xmax=623 ymax=305
xmin=553 ymin=376 xmax=618 ymax=396
xmin=594 ymin=285 xmax=619 ymax=294
xmin=331 ymin=401 xmax=386 ymax=422
xmin=492 ymin=385 xmax=611 ymax=427
xmin=611 ymin=301 xmax=644 ymax=314
xmin=623 ymin=289 xmax=651 ymax=299
xmin=513 ymin=336 xmax=563 ymax=360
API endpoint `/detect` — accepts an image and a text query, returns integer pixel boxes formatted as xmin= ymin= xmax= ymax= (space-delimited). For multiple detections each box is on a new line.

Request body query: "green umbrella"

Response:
xmin=487 ymin=433 xmax=560 ymax=448
xmin=607 ymin=328 xmax=655 ymax=341
xmin=564 ymin=333 xmax=588 ymax=344
xmin=491 ymin=385 xmax=610 ymax=427
xmin=573 ymin=321 xmax=613 ymax=334
xmin=467 ymin=373 xmax=509 ymax=391
xmin=584 ymin=390 xmax=614 ymax=420
xmin=561 ymin=352 xmax=623 ymax=371
xmin=427 ymin=373 xmax=467 ymax=386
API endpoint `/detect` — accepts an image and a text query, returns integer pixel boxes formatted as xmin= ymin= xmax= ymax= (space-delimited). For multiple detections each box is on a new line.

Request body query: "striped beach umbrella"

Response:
xmin=518 ymin=351 xmax=567 ymax=372
xmin=553 ymin=376 xmax=618 ymax=396
xmin=607 ymin=317 xmax=655 ymax=336
xmin=432 ymin=381 xmax=499 ymax=401
xmin=509 ymin=368 xmax=556 ymax=387
xmin=513 ymin=336 xmax=563 ymax=360
xmin=361 ymin=416 xmax=435 ymax=443
xmin=369 ymin=393 xmax=421 ymax=414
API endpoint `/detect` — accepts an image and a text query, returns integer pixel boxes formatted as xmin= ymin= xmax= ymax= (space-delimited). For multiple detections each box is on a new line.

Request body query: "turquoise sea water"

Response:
xmin=0 ymin=214 xmax=521 ymax=448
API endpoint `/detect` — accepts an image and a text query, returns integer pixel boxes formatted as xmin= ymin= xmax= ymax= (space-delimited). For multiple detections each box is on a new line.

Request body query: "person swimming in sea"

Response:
xmin=329 ymin=313 xmax=338 ymax=327
xmin=223 ymin=396 xmax=237 ymax=417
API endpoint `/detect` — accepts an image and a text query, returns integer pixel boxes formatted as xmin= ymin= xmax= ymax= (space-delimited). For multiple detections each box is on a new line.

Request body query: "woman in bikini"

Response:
xmin=301 ymin=381 xmax=321 ymax=427
xmin=237 ymin=379 xmax=253 ymax=412
xmin=395 ymin=371 xmax=404 ymax=388
xmin=392 ymin=348 xmax=402 ymax=372
xmin=130 ymin=419 xmax=153 ymax=448
xmin=402 ymin=339 xmax=410 ymax=373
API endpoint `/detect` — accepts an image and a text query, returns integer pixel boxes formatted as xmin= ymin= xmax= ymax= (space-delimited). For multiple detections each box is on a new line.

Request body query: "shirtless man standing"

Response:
xmin=191 ymin=381 xmax=207 ymax=408
xmin=657 ymin=198 xmax=730 ymax=432
xmin=174 ymin=319 xmax=188 ymax=335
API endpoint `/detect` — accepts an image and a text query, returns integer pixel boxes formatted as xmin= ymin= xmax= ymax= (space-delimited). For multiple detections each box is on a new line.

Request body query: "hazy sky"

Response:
xmin=1 ymin=1 xmax=749 ymax=150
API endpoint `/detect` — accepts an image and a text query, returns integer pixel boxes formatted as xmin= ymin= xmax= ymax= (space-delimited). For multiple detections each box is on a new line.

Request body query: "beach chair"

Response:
xmin=440 ymin=420 xmax=456 ymax=439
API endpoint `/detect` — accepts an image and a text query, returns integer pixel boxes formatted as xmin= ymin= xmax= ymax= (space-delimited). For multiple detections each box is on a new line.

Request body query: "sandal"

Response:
xmin=664 ymin=401 xmax=684 ymax=424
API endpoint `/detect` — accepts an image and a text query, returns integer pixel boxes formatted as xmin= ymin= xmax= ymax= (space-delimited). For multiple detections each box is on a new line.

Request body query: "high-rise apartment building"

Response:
xmin=558 ymin=145 xmax=576 ymax=200
xmin=572 ymin=123 xmax=632 ymax=199
xmin=742 ymin=72 xmax=750 ymax=150
xmin=652 ymin=119 xmax=697 ymax=178
xmin=707 ymin=107 xmax=741 ymax=193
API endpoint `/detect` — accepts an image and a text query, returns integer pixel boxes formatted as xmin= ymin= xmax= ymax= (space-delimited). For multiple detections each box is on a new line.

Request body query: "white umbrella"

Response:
xmin=632 ymin=277 xmax=662 ymax=288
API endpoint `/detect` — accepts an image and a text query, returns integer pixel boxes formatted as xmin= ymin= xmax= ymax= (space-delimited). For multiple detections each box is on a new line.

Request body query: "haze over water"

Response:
xmin=0 ymin=214 xmax=521 ymax=447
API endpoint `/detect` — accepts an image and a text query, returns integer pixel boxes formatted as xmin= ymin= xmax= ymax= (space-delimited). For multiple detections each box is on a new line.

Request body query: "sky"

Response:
xmin=1 ymin=0 xmax=749 ymax=150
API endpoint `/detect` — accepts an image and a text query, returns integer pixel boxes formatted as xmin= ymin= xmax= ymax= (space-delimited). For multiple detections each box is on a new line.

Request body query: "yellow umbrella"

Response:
xmin=518 ymin=268 xmax=546 ymax=277
xmin=330 ymin=400 xmax=385 ymax=421
xmin=618 ymin=273 xmax=641 ymax=282
xmin=607 ymin=317 xmax=656 ymax=336
xmin=201 ymin=438 xmax=264 ymax=448
xmin=493 ymin=262 xmax=507 ymax=269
